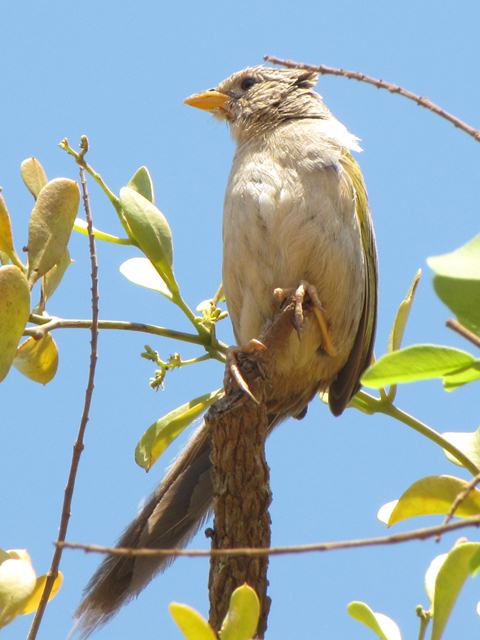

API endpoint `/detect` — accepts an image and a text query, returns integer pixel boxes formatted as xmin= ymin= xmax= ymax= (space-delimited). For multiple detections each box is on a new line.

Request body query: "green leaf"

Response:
xmin=128 ymin=166 xmax=155 ymax=203
xmin=441 ymin=428 xmax=480 ymax=468
xmin=0 ymin=193 xmax=15 ymax=258
xmin=377 ymin=476 xmax=480 ymax=526
xmin=469 ymin=547 xmax=480 ymax=576
xmin=434 ymin=277 xmax=480 ymax=337
xmin=431 ymin=541 xmax=480 ymax=640
xmin=119 ymin=186 xmax=177 ymax=292
xmin=347 ymin=601 xmax=401 ymax=640
xmin=135 ymin=389 xmax=223 ymax=470
xmin=73 ymin=218 xmax=131 ymax=245
xmin=20 ymin=157 xmax=48 ymax=199
xmin=428 ymin=235 xmax=480 ymax=336
xmin=361 ymin=344 xmax=479 ymax=389
xmin=425 ymin=552 xmax=447 ymax=604
xmin=442 ymin=363 xmax=480 ymax=390
xmin=220 ymin=584 xmax=260 ymax=640
xmin=119 ymin=257 xmax=173 ymax=300
xmin=27 ymin=178 xmax=80 ymax=287
xmin=387 ymin=270 xmax=421 ymax=352
xmin=0 ymin=266 xmax=30 ymax=382
xmin=169 ymin=603 xmax=217 ymax=640
xmin=428 ymin=235 xmax=480 ymax=279
xmin=13 ymin=334 xmax=59 ymax=384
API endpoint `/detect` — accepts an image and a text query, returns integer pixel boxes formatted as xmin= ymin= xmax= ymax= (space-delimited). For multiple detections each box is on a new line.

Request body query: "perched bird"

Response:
xmin=76 ymin=65 xmax=377 ymax=635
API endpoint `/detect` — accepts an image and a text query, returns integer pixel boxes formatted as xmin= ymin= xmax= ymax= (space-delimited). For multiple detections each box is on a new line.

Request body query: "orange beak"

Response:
xmin=184 ymin=90 xmax=229 ymax=111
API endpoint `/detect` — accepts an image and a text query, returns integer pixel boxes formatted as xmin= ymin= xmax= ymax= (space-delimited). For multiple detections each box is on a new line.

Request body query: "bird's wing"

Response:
xmin=328 ymin=150 xmax=378 ymax=416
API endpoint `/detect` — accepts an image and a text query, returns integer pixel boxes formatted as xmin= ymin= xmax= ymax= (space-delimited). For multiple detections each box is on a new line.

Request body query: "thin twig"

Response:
xmin=446 ymin=318 xmax=480 ymax=348
xmin=27 ymin=166 xmax=100 ymax=639
xmin=264 ymin=56 xmax=480 ymax=143
xmin=376 ymin=398 xmax=480 ymax=477
xmin=25 ymin=313 xmax=227 ymax=355
xmin=442 ymin=472 xmax=480 ymax=528
xmin=58 ymin=515 xmax=480 ymax=559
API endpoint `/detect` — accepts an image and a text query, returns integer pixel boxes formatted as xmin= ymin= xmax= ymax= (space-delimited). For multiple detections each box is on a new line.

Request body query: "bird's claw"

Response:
xmin=224 ymin=339 xmax=267 ymax=403
xmin=274 ymin=281 xmax=337 ymax=357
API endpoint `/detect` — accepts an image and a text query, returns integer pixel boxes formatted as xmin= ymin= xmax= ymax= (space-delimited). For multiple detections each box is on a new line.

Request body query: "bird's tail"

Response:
xmin=75 ymin=421 xmax=213 ymax=637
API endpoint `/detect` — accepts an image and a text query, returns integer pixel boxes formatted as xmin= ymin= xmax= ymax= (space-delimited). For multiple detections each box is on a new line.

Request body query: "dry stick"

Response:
xmin=264 ymin=55 xmax=480 ymax=143
xmin=27 ymin=166 xmax=100 ymax=640
xmin=57 ymin=515 xmax=480 ymax=559
xmin=446 ymin=318 xmax=480 ymax=349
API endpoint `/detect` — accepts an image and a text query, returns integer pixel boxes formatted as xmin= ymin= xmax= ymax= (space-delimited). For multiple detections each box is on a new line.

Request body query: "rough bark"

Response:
xmin=207 ymin=300 xmax=297 ymax=637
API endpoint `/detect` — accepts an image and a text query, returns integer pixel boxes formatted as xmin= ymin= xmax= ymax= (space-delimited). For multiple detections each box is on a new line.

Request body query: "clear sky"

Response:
xmin=2 ymin=1 xmax=480 ymax=638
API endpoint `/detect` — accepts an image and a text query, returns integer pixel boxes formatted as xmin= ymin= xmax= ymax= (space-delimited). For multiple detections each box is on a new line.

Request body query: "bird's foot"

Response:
xmin=224 ymin=339 xmax=267 ymax=403
xmin=273 ymin=281 xmax=337 ymax=357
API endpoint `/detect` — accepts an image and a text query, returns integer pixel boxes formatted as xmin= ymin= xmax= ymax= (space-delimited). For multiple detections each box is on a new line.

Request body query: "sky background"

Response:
xmin=2 ymin=1 xmax=480 ymax=638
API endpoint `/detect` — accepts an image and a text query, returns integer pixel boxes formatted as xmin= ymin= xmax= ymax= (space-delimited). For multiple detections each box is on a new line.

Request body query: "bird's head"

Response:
xmin=185 ymin=66 xmax=329 ymax=141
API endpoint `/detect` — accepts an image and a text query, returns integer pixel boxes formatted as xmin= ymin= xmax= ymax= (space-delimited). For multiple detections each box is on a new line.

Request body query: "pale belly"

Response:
xmin=222 ymin=147 xmax=365 ymax=414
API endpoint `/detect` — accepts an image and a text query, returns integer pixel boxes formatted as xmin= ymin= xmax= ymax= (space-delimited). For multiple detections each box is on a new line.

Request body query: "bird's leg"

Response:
xmin=224 ymin=339 xmax=267 ymax=403
xmin=273 ymin=281 xmax=337 ymax=357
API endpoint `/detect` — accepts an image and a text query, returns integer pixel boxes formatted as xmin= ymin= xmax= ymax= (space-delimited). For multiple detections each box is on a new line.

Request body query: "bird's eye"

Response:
xmin=240 ymin=77 xmax=256 ymax=91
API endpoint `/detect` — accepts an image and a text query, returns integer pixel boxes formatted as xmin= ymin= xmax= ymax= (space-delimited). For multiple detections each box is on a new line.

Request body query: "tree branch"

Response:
xmin=57 ymin=515 xmax=480 ymax=559
xmin=264 ymin=55 xmax=480 ymax=143
xmin=207 ymin=354 xmax=271 ymax=636
xmin=28 ymin=164 xmax=100 ymax=639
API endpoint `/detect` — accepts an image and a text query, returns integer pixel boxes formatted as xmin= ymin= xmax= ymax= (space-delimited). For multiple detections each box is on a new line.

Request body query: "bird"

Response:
xmin=75 ymin=65 xmax=377 ymax=636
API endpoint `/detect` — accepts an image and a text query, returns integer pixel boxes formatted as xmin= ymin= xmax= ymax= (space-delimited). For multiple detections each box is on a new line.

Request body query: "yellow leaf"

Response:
xmin=18 ymin=571 xmax=63 ymax=615
xmin=169 ymin=603 xmax=217 ymax=640
xmin=14 ymin=334 xmax=58 ymax=384
xmin=0 ymin=193 xmax=15 ymax=257
xmin=20 ymin=157 xmax=48 ymax=199
xmin=0 ymin=265 xmax=30 ymax=382
xmin=379 ymin=475 xmax=480 ymax=526
xmin=220 ymin=584 xmax=260 ymax=640
xmin=0 ymin=549 xmax=36 ymax=628
xmin=27 ymin=178 xmax=79 ymax=286
xmin=42 ymin=249 xmax=72 ymax=305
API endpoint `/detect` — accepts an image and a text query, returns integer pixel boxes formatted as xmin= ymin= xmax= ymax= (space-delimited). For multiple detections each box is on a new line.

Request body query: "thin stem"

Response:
xmin=26 ymin=314 xmax=228 ymax=358
xmin=264 ymin=56 xmax=480 ymax=143
xmin=446 ymin=318 xmax=480 ymax=349
xmin=176 ymin=353 xmax=215 ymax=367
xmin=57 ymin=515 xmax=480 ymax=559
xmin=28 ymin=166 xmax=100 ymax=639
xmin=379 ymin=402 xmax=480 ymax=476
xmin=173 ymin=291 xmax=203 ymax=331
xmin=351 ymin=391 xmax=479 ymax=475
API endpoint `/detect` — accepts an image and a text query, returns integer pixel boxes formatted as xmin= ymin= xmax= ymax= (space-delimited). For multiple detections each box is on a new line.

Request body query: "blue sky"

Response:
xmin=2 ymin=1 xmax=480 ymax=638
